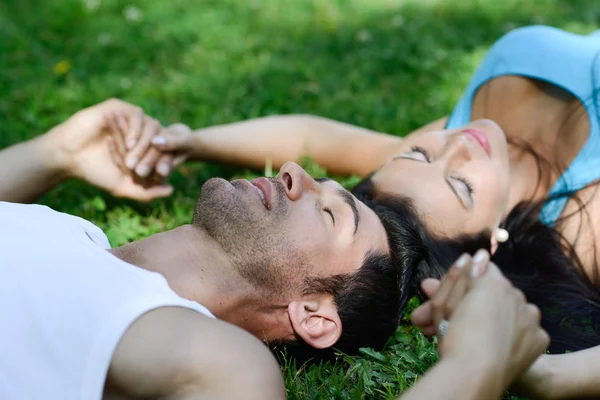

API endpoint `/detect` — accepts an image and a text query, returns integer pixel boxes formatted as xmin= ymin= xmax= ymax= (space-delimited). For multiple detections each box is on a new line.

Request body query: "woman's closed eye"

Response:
xmin=407 ymin=146 xmax=431 ymax=162
xmin=450 ymin=175 xmax=475 ymax=205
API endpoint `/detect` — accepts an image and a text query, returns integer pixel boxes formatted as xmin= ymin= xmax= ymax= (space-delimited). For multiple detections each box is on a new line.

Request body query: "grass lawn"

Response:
xmin=1 ymin=0 xmax=599 ymax=398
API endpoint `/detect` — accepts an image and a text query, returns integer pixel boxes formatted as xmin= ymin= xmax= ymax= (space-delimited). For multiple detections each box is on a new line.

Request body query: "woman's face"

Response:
xmin=372 ymin=119 xmax=511 ymax=239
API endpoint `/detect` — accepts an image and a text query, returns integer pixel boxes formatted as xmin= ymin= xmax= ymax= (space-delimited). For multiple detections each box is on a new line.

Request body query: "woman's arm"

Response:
xmin=179 ymin=115 xmax=402 ymax=176
xmin=400 ymin=354 xmax=505 ymax=400
xmin=149 ymin=115 xmax=448 ymax=177
xmin=515 ymin=346 xmax=600 ymax=399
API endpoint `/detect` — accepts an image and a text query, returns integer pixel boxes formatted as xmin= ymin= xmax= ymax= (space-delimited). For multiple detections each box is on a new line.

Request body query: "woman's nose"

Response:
xmin=441 ymin=134 xmax=473 ymax=165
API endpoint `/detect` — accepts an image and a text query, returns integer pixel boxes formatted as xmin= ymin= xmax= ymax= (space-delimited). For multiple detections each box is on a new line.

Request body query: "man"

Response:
xmin=0 ymin=99 xmax=401 ymax=398
xmin=1 ymin=99 xmax=550 ymax=400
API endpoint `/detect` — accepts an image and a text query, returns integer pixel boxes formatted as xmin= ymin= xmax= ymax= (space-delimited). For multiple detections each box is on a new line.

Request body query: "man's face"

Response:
xmin=194 ymin=162 xmax=389 ymax=296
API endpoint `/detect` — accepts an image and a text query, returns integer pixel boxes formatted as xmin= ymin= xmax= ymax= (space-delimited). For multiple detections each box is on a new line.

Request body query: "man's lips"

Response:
xmin=250 ymin=177 xmax=272 ymax=210
xmin=462 ymin=128 xmax=492 ymax=157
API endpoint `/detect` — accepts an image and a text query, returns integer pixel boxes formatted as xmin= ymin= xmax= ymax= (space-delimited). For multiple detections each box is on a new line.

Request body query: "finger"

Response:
xmin=171 ymin=153 xmax=188 ymax=170
xmin=421 ymin=278 xmax=441 ymax=299
xmin=469 ymin=249 xmax=490 ymax=279
xmin=155 ymin=153 xmax=174 ymax=177
xmin=526 ymin=303 xmax=542 ymax=325
xmin=442 ymin=261 xmax=474 ymax=319
xmin=537 ymin=328 xmax=551 ymax=353
xmin=431 ymin=254 xmax=472 ymax=331
xmin=151 ymin=124 xmax=192 ymax=152
xmin=116 ymin=111 xmax=129 ymax=135
xmin=108 ymin=112 xmax=127 ymax=161
xmin=106 ymin=136 xmax=126 ymax=171
xmin=125 ymin=106 xmax=145 ymax=151
xmin=421 ymin=325 xmax=438 ymax=337
xmin=135 ymin=147 xmax=163 ymax=178
xmin=126 ymin=116 xmax=160 ymax=171
xmin=410 ymin=302 xmax=433 ymax=327
xmin=118 ymin=184 xmax=175 ymax=202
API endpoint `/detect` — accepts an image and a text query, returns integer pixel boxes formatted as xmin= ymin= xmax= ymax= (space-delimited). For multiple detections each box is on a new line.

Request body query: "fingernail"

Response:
xmin=473 ymin=249 xmax=488 ymax=265
xmin=136 ymin=165 xmax=150 ymax=177
xmin=455 ymin=253 xmax=470 ymax=269
xmin=152 ymin=137 xmax=166 ymax=146
xmin=126 ymin=138 xmax=137 ymax=150
xmin=157 ymin=163 xmax=170 ymax=176
xmin=471 ymin=250 xmax=489 ymax=278
xmin=125 ymin=156 xmax=138 ymax=170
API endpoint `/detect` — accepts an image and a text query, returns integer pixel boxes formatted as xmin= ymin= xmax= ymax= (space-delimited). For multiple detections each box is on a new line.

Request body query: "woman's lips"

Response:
xmin=462 ymin=128 xmax=492 ymax=157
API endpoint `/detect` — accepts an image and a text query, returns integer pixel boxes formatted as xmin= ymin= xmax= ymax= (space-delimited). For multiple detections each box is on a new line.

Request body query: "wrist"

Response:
xmin=40 ymin=125 xmax=73 ymax=181
xmin=443 ymin=352 xmax=506 ymax=399
xmin=189 ymin=128 xmax=212 ymax=160
xmin=542 ymin=354 xmax=572 ymax=400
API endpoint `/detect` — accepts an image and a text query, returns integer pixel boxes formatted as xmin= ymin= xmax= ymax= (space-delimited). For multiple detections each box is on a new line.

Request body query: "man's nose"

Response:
xmin=276 ymin=162 xmax=321 ymax=201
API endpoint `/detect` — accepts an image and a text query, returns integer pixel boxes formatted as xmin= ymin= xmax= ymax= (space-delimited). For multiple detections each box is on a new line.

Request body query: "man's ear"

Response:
xmin=287 ymin=296 xmax=341 ymax=349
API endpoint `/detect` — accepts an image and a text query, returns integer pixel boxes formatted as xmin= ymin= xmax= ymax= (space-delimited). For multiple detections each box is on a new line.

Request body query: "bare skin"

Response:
xmin=103 ymin=307 xmax=285 ymax=400
xmin=122 ymin=75 xmax=598 ymax=399
xmin=407 ymin=252 xmax=550 ymax=400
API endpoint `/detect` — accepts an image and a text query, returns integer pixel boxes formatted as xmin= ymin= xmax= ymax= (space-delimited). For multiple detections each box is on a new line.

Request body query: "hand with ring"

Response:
xmin=411 ymin=250 xmax=550 ymax=392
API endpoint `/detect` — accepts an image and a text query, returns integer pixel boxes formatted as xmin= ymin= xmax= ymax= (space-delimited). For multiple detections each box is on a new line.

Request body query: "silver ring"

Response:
xmin=438 ymin=319 xmax=449 ymax=336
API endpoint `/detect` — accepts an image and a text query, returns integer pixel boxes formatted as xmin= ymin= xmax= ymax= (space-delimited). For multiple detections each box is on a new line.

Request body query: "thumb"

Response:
xmin=122 ymin=184 xmax=174 ymax=201
xmin=151 ymin=123 xmax=193 ymax=152
xmin=142 ymin=184 xmax=174 ymax=200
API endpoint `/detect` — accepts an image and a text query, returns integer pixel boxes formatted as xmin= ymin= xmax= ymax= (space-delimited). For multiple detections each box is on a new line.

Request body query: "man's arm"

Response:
xmin=0 ymin=99 xmax=176 ymax=204
xmin=0 ymin=128 xmax=70 ymax=203
xmin=105 ymin=307 xmax=285 ymax=400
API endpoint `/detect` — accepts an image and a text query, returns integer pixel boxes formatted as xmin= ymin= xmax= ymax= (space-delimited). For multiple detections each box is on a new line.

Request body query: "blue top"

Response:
xmin=446 ymin=26 xmax=600 ymax=225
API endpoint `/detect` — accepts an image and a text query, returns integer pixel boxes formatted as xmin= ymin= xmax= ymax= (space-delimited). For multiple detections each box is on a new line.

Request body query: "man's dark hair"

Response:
xmin=276 ymin=187 xmax=433 ymax=364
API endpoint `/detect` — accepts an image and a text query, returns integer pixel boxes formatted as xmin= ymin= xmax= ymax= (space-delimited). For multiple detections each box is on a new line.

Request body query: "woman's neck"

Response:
xmin=472 ymin=76 xmax=590 ymax=206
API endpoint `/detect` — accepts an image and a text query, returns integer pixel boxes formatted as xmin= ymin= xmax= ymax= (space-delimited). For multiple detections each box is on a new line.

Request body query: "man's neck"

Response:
xmin=108 ymin=224 xmax=252 ymax=317
xmin=108 ymin=224 xmax=298 ymax=342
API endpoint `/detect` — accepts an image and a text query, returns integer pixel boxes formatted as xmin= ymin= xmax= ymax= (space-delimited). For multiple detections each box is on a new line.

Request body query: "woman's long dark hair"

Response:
xmin=352 ymin=177 xmax=600 ymax=353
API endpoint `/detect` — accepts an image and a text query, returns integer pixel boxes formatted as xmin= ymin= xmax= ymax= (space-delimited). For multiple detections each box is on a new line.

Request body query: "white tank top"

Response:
xmin=0 ymin=202 xmax=214 ymax=400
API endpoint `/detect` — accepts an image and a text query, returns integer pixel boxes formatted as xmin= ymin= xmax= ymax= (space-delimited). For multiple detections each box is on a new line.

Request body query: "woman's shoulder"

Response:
xmin=488 ymin=25 xmax=600 ymax=69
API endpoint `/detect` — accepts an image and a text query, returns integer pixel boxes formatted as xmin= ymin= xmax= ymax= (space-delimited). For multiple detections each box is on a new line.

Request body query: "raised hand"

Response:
xmin=113 ymin=115 xmax=193 ymax=180
xmin=411 ymin=251 xmax=550 ymax=391
xmin=53 ymin=98 xmax=175 ymax=201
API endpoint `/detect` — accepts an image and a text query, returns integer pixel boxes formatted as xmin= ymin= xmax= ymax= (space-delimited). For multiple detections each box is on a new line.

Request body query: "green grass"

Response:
xmin=1 ymin=0 xmax=599 ymax=398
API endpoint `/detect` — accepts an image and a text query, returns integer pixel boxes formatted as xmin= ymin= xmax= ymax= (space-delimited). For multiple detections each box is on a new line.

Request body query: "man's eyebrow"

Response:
xmin=315 ymin=177 xmax=333 ymax=183
xmin=336 ymin=188 xmax=360 ymax=235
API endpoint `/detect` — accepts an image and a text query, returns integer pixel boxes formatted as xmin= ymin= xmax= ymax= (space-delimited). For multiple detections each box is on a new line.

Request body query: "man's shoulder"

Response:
xmin=106 ymin=307 xmax=284 ymax=399
xmin=0 ymin=201 xmax=111 ymax=249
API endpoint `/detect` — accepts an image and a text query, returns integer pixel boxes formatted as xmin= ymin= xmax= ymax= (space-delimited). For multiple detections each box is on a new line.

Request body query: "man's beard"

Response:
xmin=193 ymin=178 xmax=311 ymax=295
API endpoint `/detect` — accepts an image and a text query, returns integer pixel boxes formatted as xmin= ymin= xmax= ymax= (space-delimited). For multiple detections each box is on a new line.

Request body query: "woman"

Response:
xmin=120 ymin=26 xmax=600 ymax=398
